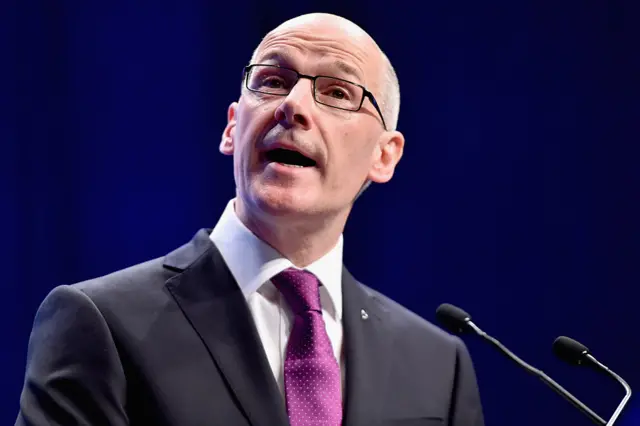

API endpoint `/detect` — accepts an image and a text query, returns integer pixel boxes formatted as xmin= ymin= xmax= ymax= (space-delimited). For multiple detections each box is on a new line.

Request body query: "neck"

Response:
xmin=235 ymin=199 xmax=348 ymax=268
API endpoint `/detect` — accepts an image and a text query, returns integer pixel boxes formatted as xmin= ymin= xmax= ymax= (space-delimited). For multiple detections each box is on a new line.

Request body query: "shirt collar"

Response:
xmin=209 ymin=199 xmax=343 ymax=320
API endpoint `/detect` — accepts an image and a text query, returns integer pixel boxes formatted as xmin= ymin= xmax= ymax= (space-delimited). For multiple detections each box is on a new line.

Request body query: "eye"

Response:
xmin=249 ymin=66 xmax=296 ymax=92
xmin=261 ymin=76 xmax=286 ymax=89
xmin=324 ymin=85 xmax=353 ymax=100
xmin=327 ymin=87 xmax=349 ymax=99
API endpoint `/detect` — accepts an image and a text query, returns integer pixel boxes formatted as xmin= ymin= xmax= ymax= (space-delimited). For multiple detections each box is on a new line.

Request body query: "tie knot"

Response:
xmin=272 ymin=268 xmax=322 ymax=315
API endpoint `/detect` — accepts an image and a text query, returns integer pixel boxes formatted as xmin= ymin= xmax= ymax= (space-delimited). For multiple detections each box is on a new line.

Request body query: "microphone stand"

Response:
xmin=584 ymin=354 xmax=632 ymax=426
xmin=466 ymin=322 xmax=606 ymax=425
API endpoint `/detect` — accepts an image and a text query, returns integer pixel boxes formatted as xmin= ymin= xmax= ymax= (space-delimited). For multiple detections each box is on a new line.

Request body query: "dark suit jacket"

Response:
xmin=16 ymin=229 xmax=484 ymax=426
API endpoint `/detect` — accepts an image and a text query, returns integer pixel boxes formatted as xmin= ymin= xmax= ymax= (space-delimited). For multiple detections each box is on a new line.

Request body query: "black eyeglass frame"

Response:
xmin=243 ymin=64 xmax=388 ymax=131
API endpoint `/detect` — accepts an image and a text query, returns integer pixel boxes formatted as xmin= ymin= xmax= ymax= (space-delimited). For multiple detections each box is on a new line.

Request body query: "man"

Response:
xmin=16 ymin=13 xmax=484 ymax=426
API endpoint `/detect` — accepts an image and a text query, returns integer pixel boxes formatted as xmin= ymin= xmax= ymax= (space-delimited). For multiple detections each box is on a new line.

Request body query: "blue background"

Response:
xmin=2 ymin=1 xmax=638 ymax=425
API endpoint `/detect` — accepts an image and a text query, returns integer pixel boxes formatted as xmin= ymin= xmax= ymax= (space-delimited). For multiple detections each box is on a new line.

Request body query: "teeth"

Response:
xmin=277 ymin=162 xmax=304 ymax=168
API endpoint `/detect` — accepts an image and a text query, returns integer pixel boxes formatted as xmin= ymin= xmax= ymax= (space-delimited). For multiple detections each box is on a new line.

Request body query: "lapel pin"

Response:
xmin=361 ymin=309 xmax=369 ymax=320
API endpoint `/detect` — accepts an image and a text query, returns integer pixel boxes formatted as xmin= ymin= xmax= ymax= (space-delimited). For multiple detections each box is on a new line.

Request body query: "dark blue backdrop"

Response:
xmin=3 ymin=1 xmax=638 ymax=425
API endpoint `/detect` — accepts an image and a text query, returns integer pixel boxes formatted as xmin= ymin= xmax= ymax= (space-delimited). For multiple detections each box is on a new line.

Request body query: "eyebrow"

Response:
xmin=330 ymin=60 xmax=363 ymax=83
xmin=257 ymin=50 xmax=364 ymax=83
xmin=258 ymin=51 xmax=296 ymax=67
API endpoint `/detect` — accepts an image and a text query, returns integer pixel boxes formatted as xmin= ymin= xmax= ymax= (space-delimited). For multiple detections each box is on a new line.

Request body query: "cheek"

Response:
xmin=329 ymin=130 xmax=376 ymax=185
xmin=234 ymin=101 xmax=272 ymax=165
xmin=242 ymin=94 xmax=276 ymax=120
xmin=231 ymin=112 xmax=257 ymax=184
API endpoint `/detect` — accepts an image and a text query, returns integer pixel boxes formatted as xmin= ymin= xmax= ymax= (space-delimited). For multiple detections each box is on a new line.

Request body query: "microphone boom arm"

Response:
xmin=585 ymin=354 xmax=632 ymax=426
xmin=467 ymin=321 xmax=607 ymax=426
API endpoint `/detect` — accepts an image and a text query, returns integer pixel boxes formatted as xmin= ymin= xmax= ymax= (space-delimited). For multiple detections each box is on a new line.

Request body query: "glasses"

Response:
xmin=243 ymin=64 xmax=387 ymax=130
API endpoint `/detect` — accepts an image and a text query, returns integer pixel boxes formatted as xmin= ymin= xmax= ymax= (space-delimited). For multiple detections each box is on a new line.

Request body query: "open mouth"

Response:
xmin=264 ymin=148 xmax=317 ymax=168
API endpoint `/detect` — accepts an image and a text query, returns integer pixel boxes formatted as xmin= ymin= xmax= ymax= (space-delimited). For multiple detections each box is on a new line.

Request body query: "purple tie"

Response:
xmin=271 ymin=268 xmax=342 ymax=426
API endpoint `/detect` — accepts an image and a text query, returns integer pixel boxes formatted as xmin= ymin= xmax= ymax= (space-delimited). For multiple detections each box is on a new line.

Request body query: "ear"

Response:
xmin=367 ymin=130 xmax=405 ymax=183
xmin=220 ymin=102 xmax=238 ymax=156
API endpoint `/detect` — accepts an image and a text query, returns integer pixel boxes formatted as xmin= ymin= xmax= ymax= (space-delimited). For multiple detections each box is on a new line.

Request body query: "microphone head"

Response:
xmin=435 ymin=303 xmax=473 ymax=335
xmin=553 ymin=336 xmax=591 ymax=366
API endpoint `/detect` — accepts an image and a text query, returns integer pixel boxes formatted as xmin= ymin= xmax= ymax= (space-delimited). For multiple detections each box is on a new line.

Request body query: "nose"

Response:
xmin=274 ymin=78 xmax=314 ymax=130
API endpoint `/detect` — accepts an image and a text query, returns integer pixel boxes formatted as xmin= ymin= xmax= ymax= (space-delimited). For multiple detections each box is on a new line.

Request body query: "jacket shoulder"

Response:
xmin=72 ymin=257 xmax=169 ymax=293
xmin=66 ymin=256 xmax=178 ymax=317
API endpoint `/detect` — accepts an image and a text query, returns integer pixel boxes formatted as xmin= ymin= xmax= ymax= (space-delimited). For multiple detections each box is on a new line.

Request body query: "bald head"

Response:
xmin=249 ymin=13 xmax=400 ymax=130
xmin=271 ymin=13 xmax=370 ymax=40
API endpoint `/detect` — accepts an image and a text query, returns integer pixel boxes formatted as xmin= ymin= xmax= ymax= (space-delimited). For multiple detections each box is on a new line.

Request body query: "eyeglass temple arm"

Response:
xmin=366 ymin=92 xmax=387 ymax=130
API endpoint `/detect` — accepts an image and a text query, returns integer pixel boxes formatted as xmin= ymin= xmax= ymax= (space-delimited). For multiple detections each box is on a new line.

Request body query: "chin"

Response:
xmin=250 ymin=183 xmax=320 ymax=219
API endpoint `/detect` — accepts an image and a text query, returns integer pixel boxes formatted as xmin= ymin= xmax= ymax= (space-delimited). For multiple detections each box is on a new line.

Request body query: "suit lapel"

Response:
xmin=163 ymin=229 xmax=289 ymax=426
xmin=341 ymin=268 xmax=395 ymax=426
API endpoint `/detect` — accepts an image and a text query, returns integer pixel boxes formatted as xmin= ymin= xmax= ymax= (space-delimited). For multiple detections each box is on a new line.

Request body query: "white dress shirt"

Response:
xmin=209 ymin=199 xmax=345 ymax=398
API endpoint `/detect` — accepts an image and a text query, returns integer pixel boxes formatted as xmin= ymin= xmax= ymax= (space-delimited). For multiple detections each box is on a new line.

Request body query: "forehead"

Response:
xmin=253 ymin=23 xmax=380 ymax=86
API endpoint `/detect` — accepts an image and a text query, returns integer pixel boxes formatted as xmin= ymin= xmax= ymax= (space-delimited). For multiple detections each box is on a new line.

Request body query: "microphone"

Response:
xmin=435 ymin=303 xmax=606 ymax=425
xmin=553 ymin=336 xmax=632 ymax=426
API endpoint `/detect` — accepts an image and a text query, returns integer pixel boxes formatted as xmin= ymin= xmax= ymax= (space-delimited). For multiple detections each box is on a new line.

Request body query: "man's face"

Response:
xmin=221 ymin=15 xmax=404 ymax=225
